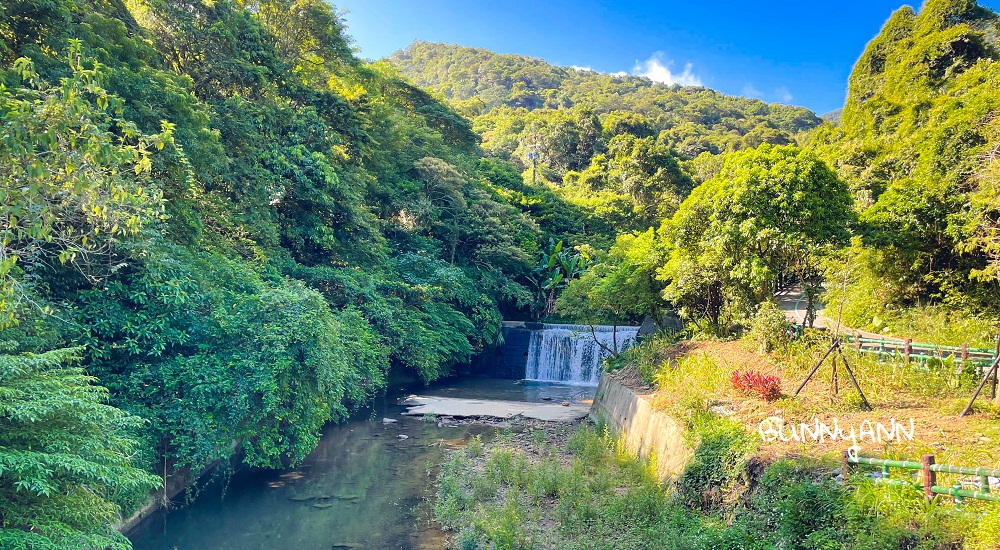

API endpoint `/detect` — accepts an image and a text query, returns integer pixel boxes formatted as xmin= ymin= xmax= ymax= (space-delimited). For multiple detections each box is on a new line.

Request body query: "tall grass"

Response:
xmin=885 ymin=306 xmax=997 ymax=348
xmin=650 ymin=353 xmax=732 ymax=416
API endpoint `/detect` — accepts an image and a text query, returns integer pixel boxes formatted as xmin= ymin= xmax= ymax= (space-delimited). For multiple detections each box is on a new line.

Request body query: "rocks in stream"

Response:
xmin=382 ymin=417 xmax=398 ymax=424
xmin=289 ymin=492 xmax=362 ymax=504
xmin=397 ymin=434 xmax=409 ymax=440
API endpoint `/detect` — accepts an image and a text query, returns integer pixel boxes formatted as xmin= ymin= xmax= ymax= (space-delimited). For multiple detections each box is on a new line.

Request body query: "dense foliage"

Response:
xmin=658 ymin=145 xmax=854 ymax=331
xmin=6 ymin=0 xmax=1000 ymax=544
xmin=811 ymin=0 xmax=1000 ymax=331
xmin=391 ymin=42 xmax=822 ymax=247
xmin=391 ymin=42 xmax=820 ymax=159
xmin=0 ymin=347 xmax=161 ymax=549
xmin=437 ymin=420 xmax=1000 ymax=549
xmin=393 ymin=0 xmax=1000 ymax=338
xmin=0 ymin=0 xmax=547 ymax=542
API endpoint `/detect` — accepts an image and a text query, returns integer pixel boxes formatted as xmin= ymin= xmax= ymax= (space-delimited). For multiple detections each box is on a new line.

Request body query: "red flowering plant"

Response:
xmin=731 ymin=369 xmax=782 ymax=402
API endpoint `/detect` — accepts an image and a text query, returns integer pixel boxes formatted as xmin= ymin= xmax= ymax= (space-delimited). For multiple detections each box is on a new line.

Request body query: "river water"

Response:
xmin=127 ymin=377 xmax=589 ymax=550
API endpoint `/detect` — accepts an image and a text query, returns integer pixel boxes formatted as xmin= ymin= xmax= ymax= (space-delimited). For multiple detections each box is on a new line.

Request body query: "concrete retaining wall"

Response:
xmin=471 ymin=326 xmax=536 ymax=379
xmin=589 ymin=375 xmax=693 ymax=482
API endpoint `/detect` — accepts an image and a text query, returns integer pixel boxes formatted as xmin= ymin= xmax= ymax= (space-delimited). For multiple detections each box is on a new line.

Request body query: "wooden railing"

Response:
xmin=841 ymin=336 xmax=995 ymax=368
xmin=844 ymin=452 xmax=1000 ymax=506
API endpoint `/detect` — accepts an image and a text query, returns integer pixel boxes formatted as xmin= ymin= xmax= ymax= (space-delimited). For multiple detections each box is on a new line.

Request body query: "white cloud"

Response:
xmin=774 ymin=86 xmax=793 ymax=103
xmin=632 ymin=53 xmax=701 ymax=86
xmin=609 ymin=71 xmax=628 ymax=77
xmin=570 ymin=65 xmax=594 ymax=72
xmin=741 ymin=83 xmax=762 ymax=98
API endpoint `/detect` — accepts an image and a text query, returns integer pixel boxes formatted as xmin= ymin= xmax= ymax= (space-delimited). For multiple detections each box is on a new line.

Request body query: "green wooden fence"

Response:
xmin=841 ymin=336 xmax=995 ymax=368
xmin=844 ymin=452 xmax=1000 ymax=506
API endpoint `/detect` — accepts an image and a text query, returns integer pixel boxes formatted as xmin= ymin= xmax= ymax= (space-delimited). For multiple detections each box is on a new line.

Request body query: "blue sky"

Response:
xmin=334 ymin=0 xmax=996 ymax=115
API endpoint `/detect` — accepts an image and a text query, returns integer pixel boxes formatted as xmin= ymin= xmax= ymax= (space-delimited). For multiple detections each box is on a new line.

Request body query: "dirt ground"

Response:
xmin=613 ymin=340 xmax=1000 ymax=469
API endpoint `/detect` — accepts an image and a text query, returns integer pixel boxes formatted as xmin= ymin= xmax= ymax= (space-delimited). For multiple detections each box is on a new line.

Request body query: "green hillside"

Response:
xmin=390 ymin=42 xmax=822 ymax=242
xmin=391 ymin=0 xmax=1000 ymax=339
xmin=4 ymin=0 xmax=1000 ymax=547
xmin=811 ymin=0 xmax=1000 ymax=336
xmin=390 ymin=41 xmax=820 ymax=154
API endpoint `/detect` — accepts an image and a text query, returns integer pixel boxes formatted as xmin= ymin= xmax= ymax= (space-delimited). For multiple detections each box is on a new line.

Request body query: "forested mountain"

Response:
xmin=391 ymin=0 xmax=1000 ymax=339
xmin=390 ymin=42 xmax=820 ymax=157
xmin=5 ymin=0 xmax=1000 ymax=546
xmin=390 ymin=42 xmax=823 ymax=242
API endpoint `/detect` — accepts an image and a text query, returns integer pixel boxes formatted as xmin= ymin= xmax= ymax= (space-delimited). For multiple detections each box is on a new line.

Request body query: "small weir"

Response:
xmin=525 ymin=323 xmax=639 ymax=385
xmin=127 ymin=323 xmax=636 ymax=549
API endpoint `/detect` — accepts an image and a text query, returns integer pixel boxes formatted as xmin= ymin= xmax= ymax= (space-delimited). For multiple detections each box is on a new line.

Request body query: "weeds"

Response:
xmin=436 ymin=419 xmax=1000 ymax=549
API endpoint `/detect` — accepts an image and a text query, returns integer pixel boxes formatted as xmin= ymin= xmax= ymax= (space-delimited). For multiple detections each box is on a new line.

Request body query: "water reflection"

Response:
xmin=128 ymin=379 xmax=583 ymax=550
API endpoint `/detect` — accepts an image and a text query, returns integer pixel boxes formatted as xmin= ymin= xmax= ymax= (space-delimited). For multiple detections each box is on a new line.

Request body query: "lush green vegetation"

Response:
xmin=810 ymin=0 xmax=1000 ymax=334
xmin=391 ymin=42 xmax=822 ymax=250
xmin=6 ymin=0 xmax=1000 ymax=545
xmin=391 ymin=0 xmax=1000 ymax=338
xmin=437 ymin=420 xmax=1000 ymax=549
xmin=0 ymin=0 xmax=556 ymax=543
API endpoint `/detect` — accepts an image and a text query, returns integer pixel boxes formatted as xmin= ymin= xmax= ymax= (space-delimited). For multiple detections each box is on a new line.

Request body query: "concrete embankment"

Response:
xmin=589 ymin=373 xmax=693 ymax=482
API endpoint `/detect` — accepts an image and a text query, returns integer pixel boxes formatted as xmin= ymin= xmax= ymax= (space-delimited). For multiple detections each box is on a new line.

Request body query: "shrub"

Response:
xmin=746 ymin=300 xmax=793 ymax=353
xmin=731 ymin=369 xmax=782 ymax=401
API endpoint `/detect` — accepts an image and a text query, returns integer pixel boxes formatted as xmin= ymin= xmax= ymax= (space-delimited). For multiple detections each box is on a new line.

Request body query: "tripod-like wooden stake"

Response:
xmin=794 ymin=338 xmax=872 ymax=411
xmin=958 ymin=334 xmax=1000 ymax=418
xmin=792 ymin=260 xmax=871 ymax=410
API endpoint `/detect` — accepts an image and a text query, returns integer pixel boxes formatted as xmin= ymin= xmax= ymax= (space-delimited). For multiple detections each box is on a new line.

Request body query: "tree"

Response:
xmin=236 ymin=0 xmax=355 ymax=86
xmin=528 ymin=239 xmax=590 ymax=319
xmin=658 ymin=144 xmax=853 ymax=331
xmin=412 ymin=157 xmax=469 ymax=264
xmin=0 ymin=346 xmax=160 ymax=549
xmin=808 ymin=0 xmax=1000 ymax=324
xmin=556 ymin=229 xmax=666 ymax=355
xmin=0 ymin=44 xmax=168 ymax=327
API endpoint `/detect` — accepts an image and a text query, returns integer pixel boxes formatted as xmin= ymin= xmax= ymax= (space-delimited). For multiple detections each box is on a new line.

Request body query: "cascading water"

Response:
xmin=525 ymin=323 xmax=640 ymax=385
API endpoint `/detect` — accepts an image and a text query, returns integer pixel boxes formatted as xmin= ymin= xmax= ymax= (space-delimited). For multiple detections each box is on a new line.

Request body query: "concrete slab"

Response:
xmin=521 ymin=404 xmax=590 ymax=421
xmin=400 ymin=395 xmax=589 ymax=422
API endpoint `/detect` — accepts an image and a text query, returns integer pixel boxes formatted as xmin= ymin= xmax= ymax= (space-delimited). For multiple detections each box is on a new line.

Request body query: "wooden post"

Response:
xmin=794 ymin=342 xmax=837 ymax=396
xmin=904 ymin=339 xmax=912 ymax=364
xmin=831 ymin=355 xmax=839 ymax=395
xmin=960 ymin=353 xmax=1000 ymax=417
xmin=855 ymin=334 xmax=862 ymax=353
xmin=994 ymin=334 xmax=1000 ymax=406
xmin=842 ymin=450 xmax=851 ymax=480
xmin=923 ymin=454 xmax=936 ymax=503
xmin=836 ymin=350 xmax=873 ymax=411
xmin=986 ymin=373 xmax=1000 ymax=403
xmin=961 ymin=343 xmax=969 ymax=363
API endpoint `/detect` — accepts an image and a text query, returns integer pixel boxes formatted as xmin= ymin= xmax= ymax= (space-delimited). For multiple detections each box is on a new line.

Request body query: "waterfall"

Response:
xmin=525 ymin=323 xmax=640 ymax=385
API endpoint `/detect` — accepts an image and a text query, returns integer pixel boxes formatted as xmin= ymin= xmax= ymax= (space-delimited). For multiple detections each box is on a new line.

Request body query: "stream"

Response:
xmin=127 ymin=377 xmax=590 ymax=550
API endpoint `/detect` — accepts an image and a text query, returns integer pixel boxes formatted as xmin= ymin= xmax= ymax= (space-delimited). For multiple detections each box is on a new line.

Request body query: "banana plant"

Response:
xmin=529 ymin=239 xmax=590 ymax=319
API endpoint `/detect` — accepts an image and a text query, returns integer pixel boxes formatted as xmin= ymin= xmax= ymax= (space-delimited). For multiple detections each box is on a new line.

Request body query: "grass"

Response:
xmin=435 ymin=418 xmax=1000 ymax=549
xmin=884 ymin=306 xmax=996 ymax=348
xmin=618 ymin=331 xmax=1000 ymax=467
xmin=844 ymin=303 xmax=997 ymax=348
xmin=436 ymin=330 xmax=1000 ymax=548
